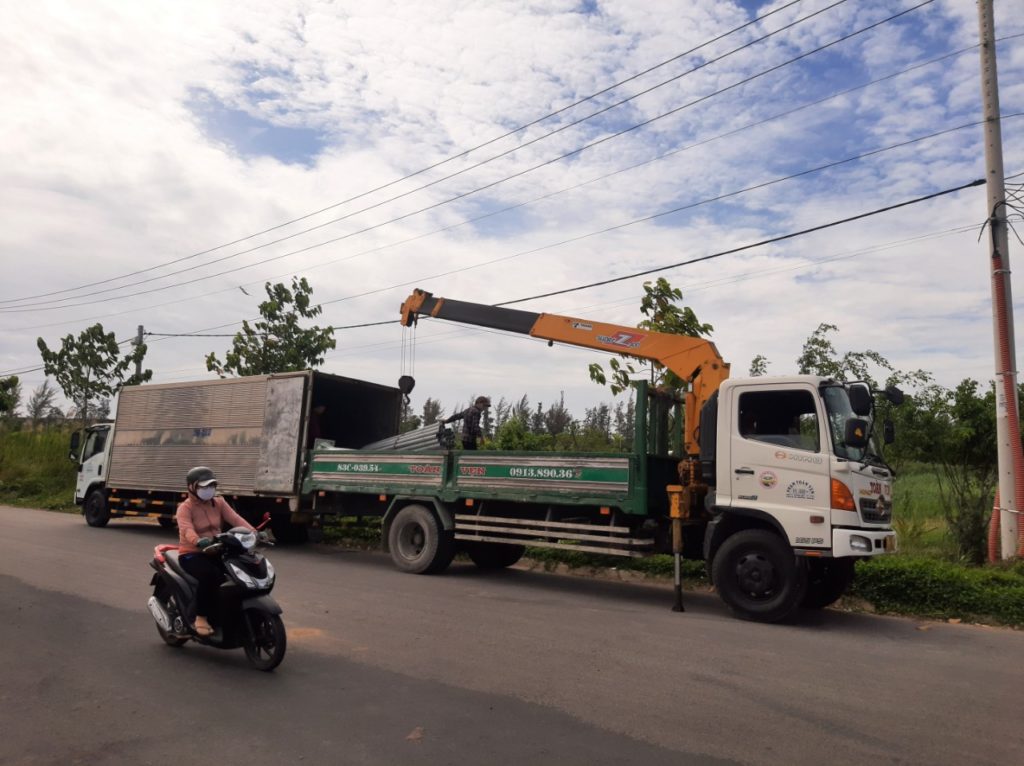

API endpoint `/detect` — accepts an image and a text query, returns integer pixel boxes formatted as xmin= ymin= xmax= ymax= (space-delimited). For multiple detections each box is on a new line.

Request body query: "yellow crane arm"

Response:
xmin=399 ymin=289 xmax=730 ymax=454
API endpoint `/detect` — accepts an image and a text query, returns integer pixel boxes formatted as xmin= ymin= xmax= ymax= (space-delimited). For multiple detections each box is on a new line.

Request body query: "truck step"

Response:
xmin=454 ymin=514 xmax=654 ymax=558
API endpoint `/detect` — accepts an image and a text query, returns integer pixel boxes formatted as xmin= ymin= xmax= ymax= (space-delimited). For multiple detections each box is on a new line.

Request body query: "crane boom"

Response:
xmin=399 ymin=289 xmax=730 ymax=455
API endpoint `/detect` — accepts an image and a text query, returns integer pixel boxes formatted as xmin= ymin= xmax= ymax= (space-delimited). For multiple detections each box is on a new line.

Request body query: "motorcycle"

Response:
xmin=147 ymin=515 xmax=286 ymax=671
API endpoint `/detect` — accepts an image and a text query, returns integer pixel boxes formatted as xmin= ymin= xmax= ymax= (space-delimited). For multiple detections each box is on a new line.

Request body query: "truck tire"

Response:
xmin=711 ymin=529 xmax=807 ymax=623
xmin=801 ymin=558 xmax=855 ymax=610
xmin=388 ymin=504 xmax=454 ymax=574
xmin=83 ymin=491 xmax=110 ymax=528
xmin=465 ymin=542 xmax=525 ymax=570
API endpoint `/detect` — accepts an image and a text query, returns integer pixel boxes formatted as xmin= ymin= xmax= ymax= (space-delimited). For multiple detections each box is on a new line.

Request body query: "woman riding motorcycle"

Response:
xmin=176 ymin=466 xmax=255 ymax=636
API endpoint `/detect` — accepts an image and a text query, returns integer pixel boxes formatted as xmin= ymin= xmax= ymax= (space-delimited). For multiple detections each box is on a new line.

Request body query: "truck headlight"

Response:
xmin=849 ymin=535 xmax=872 ymax=553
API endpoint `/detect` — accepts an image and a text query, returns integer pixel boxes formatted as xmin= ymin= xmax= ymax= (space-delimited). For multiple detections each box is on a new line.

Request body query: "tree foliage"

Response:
xmin=589 ymin=278 xmax=712 ymax=396
xmin=0 ymin=376 xmax=19 ymax=417
xmin=748 ymin=354 xmax=769 ymax=377
xmin=206 ymin=277 xmax=336 ymax=377
xmin=25 ymin=379 xmax=58 ymax=425
xmin=37 ymin=323 xmax=151 ymax=424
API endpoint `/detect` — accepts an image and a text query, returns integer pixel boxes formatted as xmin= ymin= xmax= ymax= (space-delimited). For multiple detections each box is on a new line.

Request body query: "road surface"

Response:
xmin=1 ymin=505 xmax=1022 ymax=765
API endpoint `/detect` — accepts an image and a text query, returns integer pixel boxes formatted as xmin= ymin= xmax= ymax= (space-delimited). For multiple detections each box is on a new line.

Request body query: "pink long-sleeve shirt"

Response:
xmin=176 ymin=495 xmax=252 ymax=554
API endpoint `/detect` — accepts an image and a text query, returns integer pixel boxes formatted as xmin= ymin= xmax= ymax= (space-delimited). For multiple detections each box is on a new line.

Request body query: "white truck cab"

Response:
xmin=698 ymin=375 xmax=898 ymax=620
xmin=715 ymin=376 xmax=896 ymax=557
xmin=69 ymin=423 xmax=114 ymax=523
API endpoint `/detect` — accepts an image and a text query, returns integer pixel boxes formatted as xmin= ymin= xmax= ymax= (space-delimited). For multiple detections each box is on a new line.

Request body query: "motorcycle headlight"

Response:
xmin=265 ymin=560 xmax=275 ymax=584
xmin=231 ymin=530 xmax=257 ymax=550
xmin=227 ymin=562 xmax=257 ymax=588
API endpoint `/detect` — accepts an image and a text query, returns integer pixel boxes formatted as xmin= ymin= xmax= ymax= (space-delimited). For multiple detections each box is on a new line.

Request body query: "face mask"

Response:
xmin=197 ymin=486 xmax=216 ymax=501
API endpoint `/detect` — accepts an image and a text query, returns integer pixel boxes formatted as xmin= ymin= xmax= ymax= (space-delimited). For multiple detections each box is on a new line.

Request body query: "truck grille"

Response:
xmin=859 ymin=497 xmax=892 ymax=524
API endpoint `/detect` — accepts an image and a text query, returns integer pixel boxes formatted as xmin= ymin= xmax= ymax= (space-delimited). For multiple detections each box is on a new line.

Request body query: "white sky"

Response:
xmin=2 ymin=0 xmax=1023 ymax=419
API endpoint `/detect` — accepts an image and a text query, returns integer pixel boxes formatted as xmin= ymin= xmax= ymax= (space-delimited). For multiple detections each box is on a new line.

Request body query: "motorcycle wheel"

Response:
xmin=155 ymin=594 xmax=187 ymax=647
xmin=243 ymin=611 xmax=287 ymax=672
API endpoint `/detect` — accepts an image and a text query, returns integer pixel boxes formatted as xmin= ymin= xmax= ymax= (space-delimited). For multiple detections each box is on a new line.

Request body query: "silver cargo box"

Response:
xmin=106 ymin=371 xmax=401 ymax=497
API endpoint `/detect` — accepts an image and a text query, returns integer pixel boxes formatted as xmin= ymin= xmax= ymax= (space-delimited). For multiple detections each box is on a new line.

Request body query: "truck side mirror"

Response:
xmin=68 ymin=431 xmax=81 ymax=462
xmin=884 ymin=385 xmax=904 ymax=406
xmin=848 ymin=384 xmax=872 ymax=417
xmin=883 ymin=419 xmax=895 ymax=445
xmin=844 ymin=418 xmax=869 ymax=449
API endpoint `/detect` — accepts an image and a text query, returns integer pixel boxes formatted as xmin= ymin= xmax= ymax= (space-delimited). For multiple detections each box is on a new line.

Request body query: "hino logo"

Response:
xmin=596 ymin=331 xmax=645 ymax=349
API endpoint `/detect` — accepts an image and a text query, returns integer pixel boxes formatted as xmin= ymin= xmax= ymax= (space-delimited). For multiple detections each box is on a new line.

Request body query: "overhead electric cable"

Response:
xmin=0 ymin=0 xmax=809 ymax=306
xmin=155 ymin=177 xmax=988 ymax=343
xmin=2 ymin=2 xmax=946 ymax=316
xmin=495 ymin=179 xmax=985 ymax=306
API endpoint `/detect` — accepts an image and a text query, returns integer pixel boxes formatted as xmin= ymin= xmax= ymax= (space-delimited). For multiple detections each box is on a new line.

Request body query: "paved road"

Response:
xmin=2 ymin=505 xmax=1022 ymax=765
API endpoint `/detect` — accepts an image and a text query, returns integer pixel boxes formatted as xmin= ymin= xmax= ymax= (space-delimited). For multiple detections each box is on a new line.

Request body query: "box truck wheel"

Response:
xmin=465 ymin=542 xmax=525 ymax=570
xmin=83 ymin=490 xmax=110 ymax=528
xmin=801 ymin=558 xmax=854 ymax=610
xmin=388 ymin=504 xmax=454 ymax=574
xmin=711 ymin=529 xmax=807 ymax=623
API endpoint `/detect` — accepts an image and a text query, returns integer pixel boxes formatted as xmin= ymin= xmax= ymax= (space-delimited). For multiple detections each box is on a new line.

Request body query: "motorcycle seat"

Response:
xmin=163 ymin=550 xmax=199 ymax=587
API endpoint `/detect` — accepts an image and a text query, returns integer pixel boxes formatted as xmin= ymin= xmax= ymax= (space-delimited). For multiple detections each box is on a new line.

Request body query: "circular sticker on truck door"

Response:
xmin=759 ymin=471 xmax=778 ymax=489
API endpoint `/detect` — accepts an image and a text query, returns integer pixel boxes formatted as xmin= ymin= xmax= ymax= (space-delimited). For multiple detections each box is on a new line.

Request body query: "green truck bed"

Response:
xmin=305 ymin=449 xmax=646 ymax=513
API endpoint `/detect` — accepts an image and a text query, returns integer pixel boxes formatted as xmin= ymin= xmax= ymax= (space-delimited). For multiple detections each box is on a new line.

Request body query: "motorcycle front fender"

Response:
xmin=241 ymin=594 xmax=282 ymax=616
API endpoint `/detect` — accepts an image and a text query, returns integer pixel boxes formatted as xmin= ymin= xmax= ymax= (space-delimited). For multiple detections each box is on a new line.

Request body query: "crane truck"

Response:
xmin=302 ymin=289 xmax=901 ymax=623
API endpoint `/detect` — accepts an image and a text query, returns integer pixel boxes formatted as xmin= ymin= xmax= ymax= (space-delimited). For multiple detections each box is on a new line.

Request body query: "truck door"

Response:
xmin=77 ymin=427 xmax=111 ymax=501
xmin=728 ymin=384 xmax=831 ymax=549
xmin=256 ymin=376 xmax=307 ymax=493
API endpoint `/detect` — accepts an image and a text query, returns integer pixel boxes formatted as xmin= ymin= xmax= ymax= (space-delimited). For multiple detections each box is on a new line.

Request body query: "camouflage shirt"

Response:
xmin=447 ymin=405 xmax=483 ymax=442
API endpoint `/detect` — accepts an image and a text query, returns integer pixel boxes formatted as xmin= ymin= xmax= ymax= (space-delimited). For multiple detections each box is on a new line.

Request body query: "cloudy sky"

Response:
xmin=2 ymin=0 xmax=1023 ymax=419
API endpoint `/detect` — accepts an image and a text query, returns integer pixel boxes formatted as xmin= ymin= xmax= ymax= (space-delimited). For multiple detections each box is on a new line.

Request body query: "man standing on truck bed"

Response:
xmin=443 ymin=396 xmax=490 ymax=450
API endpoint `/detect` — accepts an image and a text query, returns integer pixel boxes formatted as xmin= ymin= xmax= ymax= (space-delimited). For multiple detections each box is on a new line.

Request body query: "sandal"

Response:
xmin=193 ymin=616 xmax=214 ymax=636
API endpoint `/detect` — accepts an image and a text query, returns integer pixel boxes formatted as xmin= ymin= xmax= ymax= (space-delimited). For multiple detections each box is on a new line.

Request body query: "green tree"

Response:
xmin=421 ymin=397 xmax=444 ymax=426
xmin=0 ymin=376 xmax=19 ymax=417
xmin=914 ymin=380 xmax=997 ymax=564
xmin=589 ymin=278 xmax=712 ymax=396
xmin=796 ymin=323 xmax=893 ymax=387
xmin=748 ymin=354 xmax=769 ymax=377
xmin=37 ymin=323 xmax=151 ymax=425
xmin=544 ymin=393 xmax=573 ymax=436
xmin=206 ymin=277 xmax=336 ymax=377
xmin=26 ymin=379 xmax=58 ymax=426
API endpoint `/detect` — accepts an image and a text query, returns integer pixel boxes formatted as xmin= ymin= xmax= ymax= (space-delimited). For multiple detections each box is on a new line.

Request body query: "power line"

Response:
xmin=496 ymin=179 xmax=985 ymax=306
xmin=16 ymin=35 xmax=1007 ymax=334
xmin=0 ymin=0 xmax=809 ymax=307
xmin=308 ymin=118 xmax=1013 ymax=308
xmin=142 ymin=183 xmax=983 ymax=345
xmin=9 ymin=0 xmax=921 ymax=313
xmin=7 ymin=24 xmax=974 ymax=323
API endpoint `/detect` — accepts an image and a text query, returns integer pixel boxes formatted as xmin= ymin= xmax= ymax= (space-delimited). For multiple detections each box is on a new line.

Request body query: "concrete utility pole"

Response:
xmin=977 ymin=0 xmax=1021 ymax=559
xmin=134 ymin=325 xmax=144 ymax=379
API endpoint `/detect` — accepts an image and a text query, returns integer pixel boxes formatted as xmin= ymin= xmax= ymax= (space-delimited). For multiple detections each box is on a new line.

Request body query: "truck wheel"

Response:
xmin=711 ymin=529 xmax=807 ymax=623
xmin=388 ymin=504 xmax=454 ymax=574
xmin=801 ymin=558 xmax=855 ymax=610
xmin=465 ymin=542 xmax=525 ymax=570
xmin=83 ymin=491 xmax=110 ymax=528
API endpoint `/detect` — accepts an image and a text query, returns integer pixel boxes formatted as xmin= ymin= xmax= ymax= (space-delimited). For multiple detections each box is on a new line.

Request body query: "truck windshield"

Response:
xmin=821 ymin=385 xmax=874 ymax=462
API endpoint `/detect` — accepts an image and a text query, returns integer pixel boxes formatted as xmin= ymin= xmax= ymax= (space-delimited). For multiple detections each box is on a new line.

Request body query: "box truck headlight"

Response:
xmin=850 ymin=535 xmax=871 ymax=553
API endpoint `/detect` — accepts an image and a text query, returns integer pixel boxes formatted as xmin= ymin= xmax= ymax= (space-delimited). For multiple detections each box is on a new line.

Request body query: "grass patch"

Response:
xmin=0 ymin=428 xmax=78 ymax=511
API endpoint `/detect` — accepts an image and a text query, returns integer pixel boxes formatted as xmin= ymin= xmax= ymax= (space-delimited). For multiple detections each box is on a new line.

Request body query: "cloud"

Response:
xmin=1 ymin=0 xmax=1023 ymax=421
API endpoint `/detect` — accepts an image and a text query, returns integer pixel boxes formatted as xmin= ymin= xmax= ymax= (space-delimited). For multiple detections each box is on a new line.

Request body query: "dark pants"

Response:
xmin=462 ymin=439 xmax=477 ymax=450
xmin=180 ymin=554 xmax=224 ymax=619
